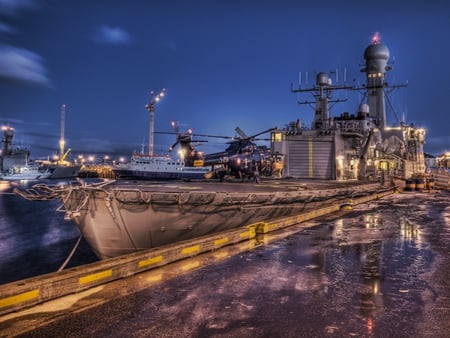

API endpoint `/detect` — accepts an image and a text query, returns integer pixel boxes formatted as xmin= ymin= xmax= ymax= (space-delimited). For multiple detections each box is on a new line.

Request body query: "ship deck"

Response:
xmin=101 ymin=177 xmax=375 ymax=193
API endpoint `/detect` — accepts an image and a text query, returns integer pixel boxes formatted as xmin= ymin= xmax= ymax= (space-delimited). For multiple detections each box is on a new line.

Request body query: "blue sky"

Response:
xmin=0 ymin=0 xmax=449 ymax=161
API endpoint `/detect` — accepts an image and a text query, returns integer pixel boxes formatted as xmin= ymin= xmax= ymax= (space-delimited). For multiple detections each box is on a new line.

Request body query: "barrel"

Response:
xmin=415 ymin=178 xmax=425 ymax=191
xmin=405 ymin=179 xmax=416 ymax=191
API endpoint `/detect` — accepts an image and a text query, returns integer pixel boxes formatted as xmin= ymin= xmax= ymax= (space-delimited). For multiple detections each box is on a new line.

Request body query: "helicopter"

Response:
xmin=156 ymin=122 xmax=283 ymax=182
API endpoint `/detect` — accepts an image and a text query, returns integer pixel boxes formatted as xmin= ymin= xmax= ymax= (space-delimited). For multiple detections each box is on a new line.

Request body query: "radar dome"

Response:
xmin=359 ymin=103 xmax=370 ymax=114
xmin=316 ymin=72 xmax=329 ymax=86
xmin=364 ymin=43 xmax=390 ymax=61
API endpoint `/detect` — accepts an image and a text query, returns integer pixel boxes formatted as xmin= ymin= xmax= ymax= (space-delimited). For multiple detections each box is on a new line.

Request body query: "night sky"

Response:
xmin=1 ymin=0 xmax=449 ymax=162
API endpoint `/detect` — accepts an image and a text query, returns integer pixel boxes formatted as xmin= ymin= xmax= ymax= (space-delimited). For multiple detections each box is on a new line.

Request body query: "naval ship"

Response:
xmin=17 ymin=34 xmax=426 ymax=260
xmin=0 ymin=126 xmax=30 ymax=173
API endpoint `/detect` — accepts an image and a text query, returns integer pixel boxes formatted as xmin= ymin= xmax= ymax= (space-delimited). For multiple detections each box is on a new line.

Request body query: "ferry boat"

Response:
xmin=113 ymin=154 xmax=211 ymax=180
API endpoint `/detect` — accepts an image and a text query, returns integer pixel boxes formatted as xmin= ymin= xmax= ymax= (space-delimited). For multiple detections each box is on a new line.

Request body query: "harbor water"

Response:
xmin=0 ymin=179 xmax=98 ymax=285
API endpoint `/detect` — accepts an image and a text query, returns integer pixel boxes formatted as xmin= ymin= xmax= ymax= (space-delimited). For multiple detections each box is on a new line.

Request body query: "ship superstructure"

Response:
xmin=271 ymin=33 xmax=426 ymax=181
xmin=1 ymin=126 xmax=30 ymax=172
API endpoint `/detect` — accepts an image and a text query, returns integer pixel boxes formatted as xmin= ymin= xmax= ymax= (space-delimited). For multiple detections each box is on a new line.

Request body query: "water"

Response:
xmin=0 ymin=179 xmax=98 ymax=285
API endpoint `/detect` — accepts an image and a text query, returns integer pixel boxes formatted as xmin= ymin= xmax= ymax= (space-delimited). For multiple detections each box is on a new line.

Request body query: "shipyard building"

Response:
xmin=271 ymin=34 xmax=426 ymax=181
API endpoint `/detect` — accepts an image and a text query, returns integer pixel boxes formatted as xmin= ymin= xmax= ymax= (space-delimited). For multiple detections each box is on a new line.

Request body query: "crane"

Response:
xmin=145 ymin=88 xmax=166 ymax=156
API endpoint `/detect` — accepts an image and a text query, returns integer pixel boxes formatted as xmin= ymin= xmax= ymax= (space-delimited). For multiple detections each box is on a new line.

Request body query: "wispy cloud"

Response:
xmin=0 ymin=21 xmax=15 ymax=34
xmin=0 ymin=44 xmax=51 ymax=86
xmin=0 ymin=0 xmax=38 ymax=16
xmin=93 ymin=25 xmax=131 ymax=45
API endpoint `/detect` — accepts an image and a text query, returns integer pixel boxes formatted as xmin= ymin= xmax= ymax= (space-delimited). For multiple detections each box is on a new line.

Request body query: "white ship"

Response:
xmin=113 ymin=154 xmax=211 ymax=180
xmin=1 ymin=164 xmax=50 ymax=181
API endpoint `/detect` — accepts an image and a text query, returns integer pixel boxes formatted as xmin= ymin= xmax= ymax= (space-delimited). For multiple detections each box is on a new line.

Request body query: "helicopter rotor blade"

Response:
xmin=190 ymin=133 xmax=233 ymax=139
xmin=154 ymin=131 xmax=177 ymax=135
xmin=169 ymin=140 xmax=179 ymax=152
xmin=246 ymin=127 xmax=277 ymax=140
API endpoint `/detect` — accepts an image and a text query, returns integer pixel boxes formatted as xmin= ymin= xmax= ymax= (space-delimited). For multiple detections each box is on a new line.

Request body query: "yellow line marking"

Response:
xmin=269 ymin=223 xmax=278 ymax=229
xmin=182 ymin=245 xmax=200 ymax=255
xmin=0 ymin=289 xmax=39 ymax=308
xmin=79 ymin=269 xmax=112 ymax=285
xmin=239 ymin=230 xmax=252 ymax=238
xmin=138 ymin=255 xmax=163 ymax=268
xmin=214 ymin=237 xmax=229 ymax=246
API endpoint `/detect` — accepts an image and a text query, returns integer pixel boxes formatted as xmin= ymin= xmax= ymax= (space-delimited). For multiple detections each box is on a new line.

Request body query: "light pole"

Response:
xmin=145 ymin=88 xmax=166 ymax=156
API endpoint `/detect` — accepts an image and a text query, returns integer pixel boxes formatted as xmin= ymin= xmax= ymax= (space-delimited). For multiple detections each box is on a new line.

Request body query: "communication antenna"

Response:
xmin=59 ymin=104 xmax=66 ymax=162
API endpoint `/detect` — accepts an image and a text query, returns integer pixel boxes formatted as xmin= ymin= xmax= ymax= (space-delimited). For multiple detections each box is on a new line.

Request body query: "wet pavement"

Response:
xmin=1 ymin=190 xmax=449 ymax=337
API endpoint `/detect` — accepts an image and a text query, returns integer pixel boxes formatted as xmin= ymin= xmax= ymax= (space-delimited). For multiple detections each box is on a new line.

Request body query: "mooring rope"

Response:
xmin=57 ymin=235 xmax=82 ymax=272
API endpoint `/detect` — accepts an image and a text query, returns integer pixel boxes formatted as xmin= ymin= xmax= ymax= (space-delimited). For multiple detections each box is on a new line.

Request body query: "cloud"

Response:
xmin=0 ymin=44 xmax=51 ymax=86
xmin=93 ymin=25 xmax=131 ymax=45
xmin=0 ymin=0 xmax=38 ymax=16
xmin=0 ymin=21 xmax=15 ymax=34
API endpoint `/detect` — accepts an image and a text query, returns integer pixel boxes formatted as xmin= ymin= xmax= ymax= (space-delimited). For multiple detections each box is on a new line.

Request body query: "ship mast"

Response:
xmin=59 ymin=104 xmax=65 ymax=163
xmin=145 ymin=88 xmax=166 ymax=156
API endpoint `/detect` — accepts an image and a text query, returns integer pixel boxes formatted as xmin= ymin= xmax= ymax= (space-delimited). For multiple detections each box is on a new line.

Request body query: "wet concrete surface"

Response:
xmin=2 ymin=190 xmax=450 ymax=337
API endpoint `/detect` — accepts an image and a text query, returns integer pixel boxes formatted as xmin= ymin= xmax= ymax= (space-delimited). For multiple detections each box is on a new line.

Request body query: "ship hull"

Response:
xmin=1 ymin=172 xmax=51 ymax=181
xmin=47 ymin=165 xmax=81 ymax=179
xmin=57 ymin=180 xmax=388 ymax=259
xmin=113 ymin=168 xmax=208 ymax=180
xmin=1 ymin=165 xmax=51 ymax=181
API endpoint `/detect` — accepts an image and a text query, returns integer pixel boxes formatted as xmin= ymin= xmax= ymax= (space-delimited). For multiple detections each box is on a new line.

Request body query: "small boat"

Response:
xmin=0 ymin=165 xmax=51 ymax=181
xmin=113 ymin=153 xmax=211 ymax=180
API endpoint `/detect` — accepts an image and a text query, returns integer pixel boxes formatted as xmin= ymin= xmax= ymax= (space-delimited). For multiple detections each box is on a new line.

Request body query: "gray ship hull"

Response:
xmin=47 ymin=179 xmax=389 ymax=259
xmin=47 ymin=164 xmax=81 ymax=179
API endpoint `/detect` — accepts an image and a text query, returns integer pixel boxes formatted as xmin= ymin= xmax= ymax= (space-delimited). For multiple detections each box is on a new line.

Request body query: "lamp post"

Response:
xmin=145 ymin=88 xmax=166 ymax=156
